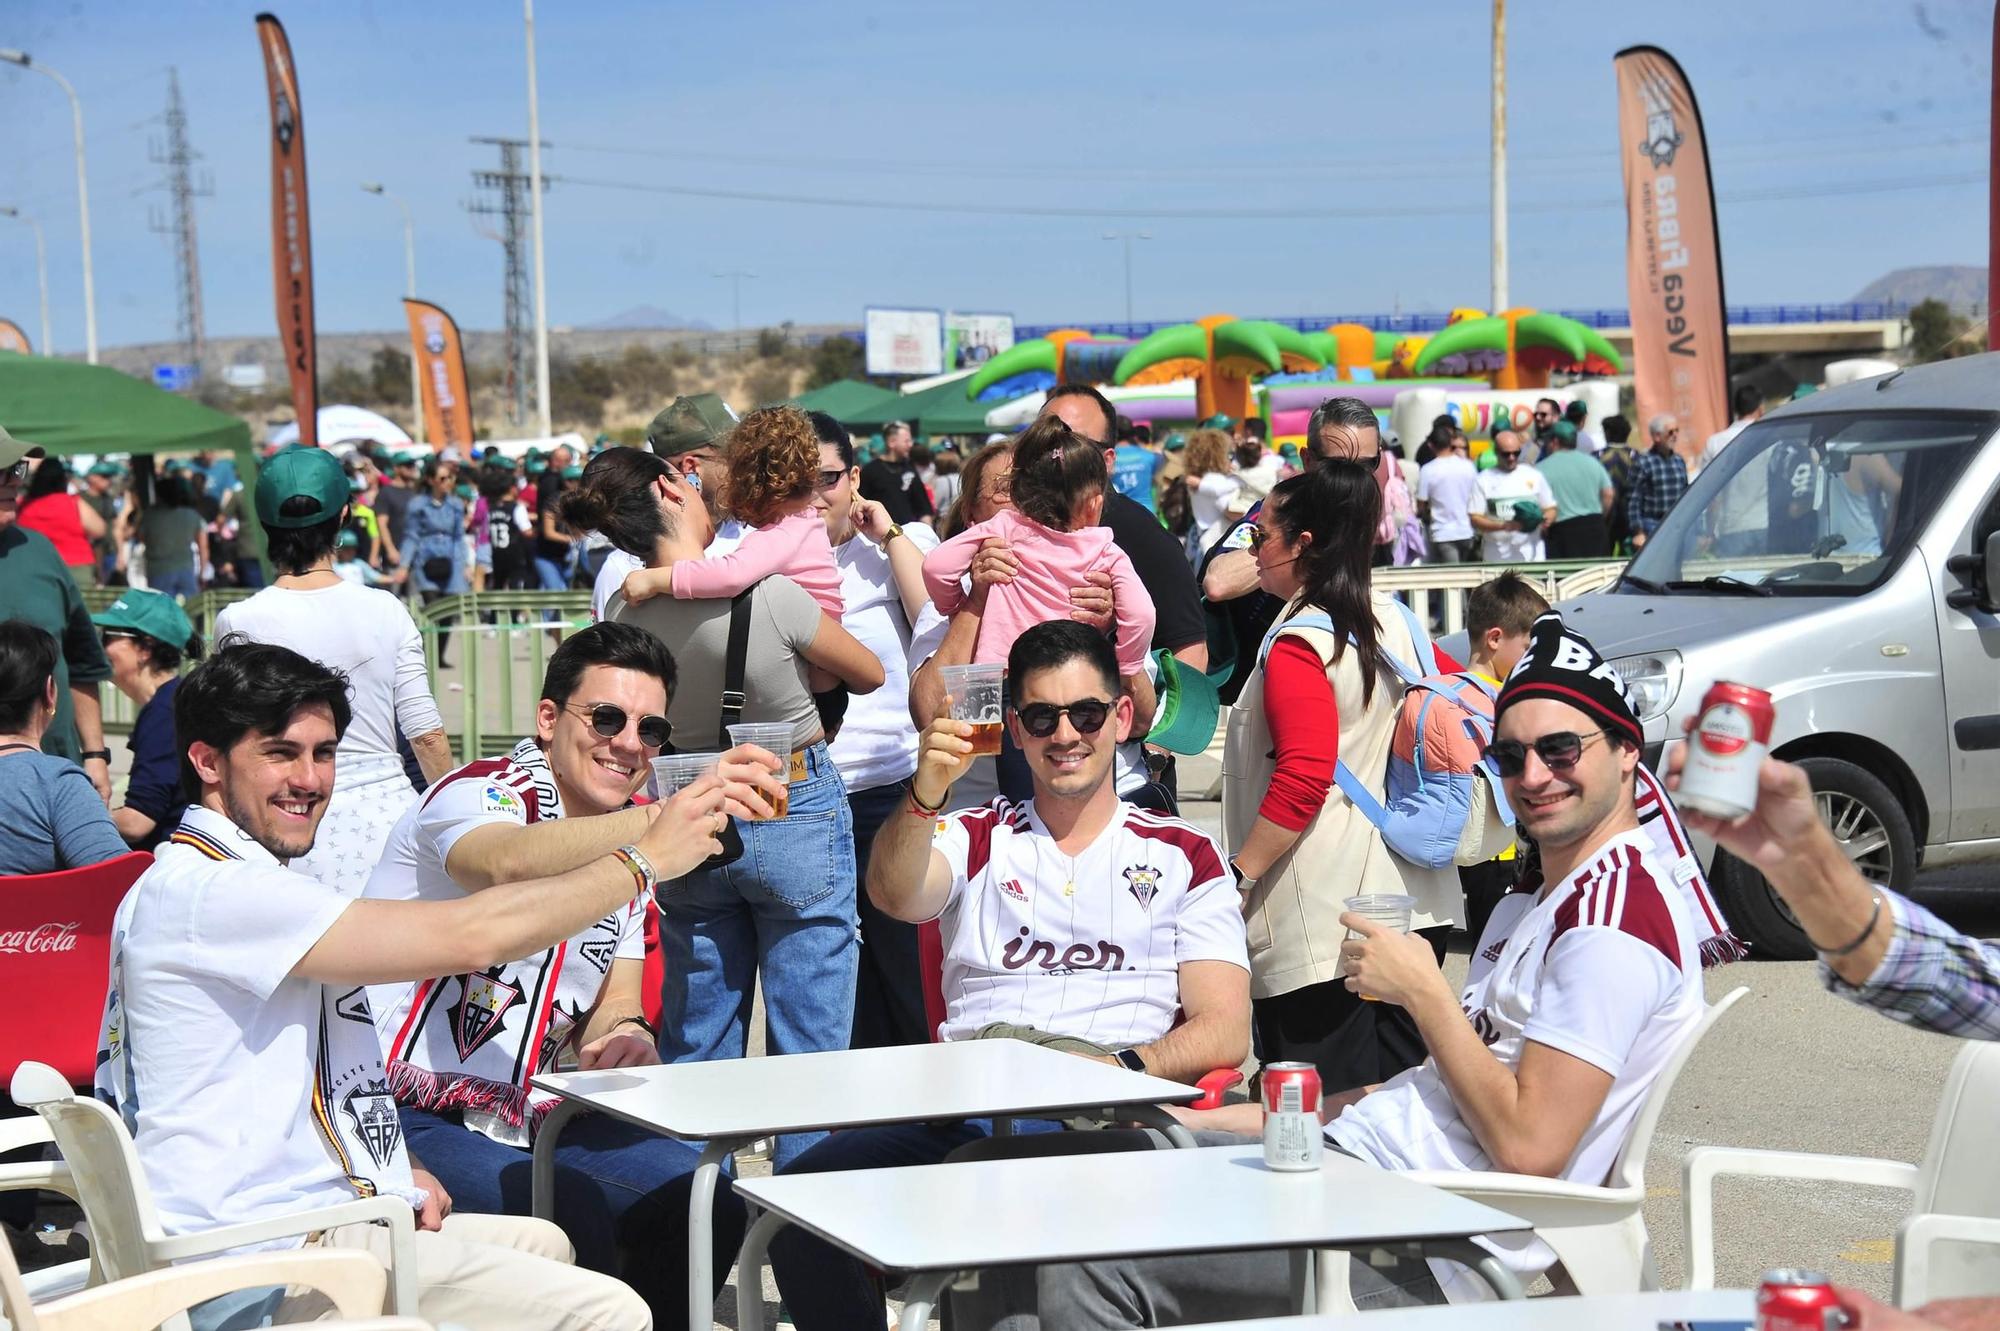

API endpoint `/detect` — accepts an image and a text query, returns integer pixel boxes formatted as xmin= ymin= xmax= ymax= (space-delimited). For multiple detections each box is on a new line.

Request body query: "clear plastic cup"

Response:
xmin=727 ymin=723 xmax=795 ymax=819
xmin=649 ymin=751 xmax=719 ymax=798
xmin=1342 ymin=893 xmax=1416 ymax=1002
xmin=940 ymin=663 xmax=1005 ymax=757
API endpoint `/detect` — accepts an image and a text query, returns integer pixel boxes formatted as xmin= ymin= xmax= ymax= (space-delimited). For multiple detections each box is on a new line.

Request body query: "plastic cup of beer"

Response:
xmin=940 ymin=663 xmax=1006 ymax=757
xmin=1342 ymin=893 xmax=1416 ymax=1001
xmin=726 ymin=722 xmax=794 ymax=820
xmin=649 ymin=752 xmax=719 ymax=800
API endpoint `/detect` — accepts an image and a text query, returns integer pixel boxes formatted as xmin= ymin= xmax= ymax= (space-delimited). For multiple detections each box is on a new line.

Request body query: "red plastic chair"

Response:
xmin=0 ymin=851 xmax=151 ymax=1089
xmin=918 ymin=920 xmax=1242 ymax=1110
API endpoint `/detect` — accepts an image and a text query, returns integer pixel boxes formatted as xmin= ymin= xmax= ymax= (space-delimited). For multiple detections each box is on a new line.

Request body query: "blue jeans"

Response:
xmin=398 ymin=1105 xmax=743 ymax=1328
xmin=655 ymin=742 xmax=857 ymax=1169
xmin=770 ymin=1117 xmax=1066 ymax=1330
xmin=848 ymin=778 xmax=930 ymax=1049
xmin=532 ymin=555 xmax=569 ymax=622
xmin=149 ymin=566 xmax=199 ymax=601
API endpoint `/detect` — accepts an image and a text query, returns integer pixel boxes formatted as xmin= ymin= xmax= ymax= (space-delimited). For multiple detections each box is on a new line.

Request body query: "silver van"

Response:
xmin=1560 ymin=353 xmax=2000 ymax=957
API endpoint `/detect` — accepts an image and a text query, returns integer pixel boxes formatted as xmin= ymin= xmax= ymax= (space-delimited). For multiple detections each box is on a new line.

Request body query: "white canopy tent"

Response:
xmin=266 ymin=404 xmax=415 ymax=451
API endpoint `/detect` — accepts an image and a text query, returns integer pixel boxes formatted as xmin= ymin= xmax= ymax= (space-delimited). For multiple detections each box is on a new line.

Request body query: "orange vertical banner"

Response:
xmin=1615 ymin=46 xmax=1728 ymax=463
xmin=257 ymin=13 xmax=318 ymax=449
xmin=0 ymin=320 xmax=28 ymax=355
xmin=403 ymin=299 xmax=475 ymax=452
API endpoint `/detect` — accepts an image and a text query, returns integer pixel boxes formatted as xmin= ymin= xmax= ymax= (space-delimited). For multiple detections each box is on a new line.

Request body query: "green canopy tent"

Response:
xmin=0 ymin=351 xmax=264 ymax=562
xmin=788 ymin=378 xmax=900 ymax=423
xmin=840 ymin=375 xmax=1016 ymax=436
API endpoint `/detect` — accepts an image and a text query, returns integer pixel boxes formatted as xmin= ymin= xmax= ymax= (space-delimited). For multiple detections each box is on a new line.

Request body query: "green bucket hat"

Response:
xmin=1143 ymin=648 xmax=1223 ymax=756
xmin=645 ymin=393 xmax=738 ymax=457
xmin=255 ymin=447 xmax=350 ymax=528
xmin=92 ymin=588 xmax=194 ymax=650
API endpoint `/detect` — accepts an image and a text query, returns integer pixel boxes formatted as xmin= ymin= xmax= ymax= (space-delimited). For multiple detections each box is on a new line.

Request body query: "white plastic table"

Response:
xmin=529 ymin=1040 xmax=1204 ymax=1331
xmin=1171 ymin=1287 xmax=1757 ymax=1329
xmin=731 ymin=1143 xmax=1535 ymax=1331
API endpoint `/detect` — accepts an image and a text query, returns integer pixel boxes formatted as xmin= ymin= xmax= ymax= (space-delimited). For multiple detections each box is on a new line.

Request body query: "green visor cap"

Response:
xmin=92 ymin=589 xmax=194 ymax=650
xmin=255 ymin=447 xmax=350 ymax=528
xmin=645 ymin=393 xmax=738 ymax=456
xmin=1143 ymin=648 xmax=1224 ymax=756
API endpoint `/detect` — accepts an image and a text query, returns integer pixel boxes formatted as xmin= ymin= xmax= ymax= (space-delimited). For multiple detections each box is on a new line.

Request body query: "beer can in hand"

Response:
xmin=1678 ymin=681 xmax=1775 ymax=822
xmin=1755 ymin=1268 xmax=1852 ymax=1331
xmin=1261 ymin=1062 xmax=1323 ymax=1171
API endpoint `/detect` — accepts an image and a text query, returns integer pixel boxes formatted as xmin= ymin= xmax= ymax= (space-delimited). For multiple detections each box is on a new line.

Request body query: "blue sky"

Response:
xmin=0 ymin=0 xmax=1990 ymax=352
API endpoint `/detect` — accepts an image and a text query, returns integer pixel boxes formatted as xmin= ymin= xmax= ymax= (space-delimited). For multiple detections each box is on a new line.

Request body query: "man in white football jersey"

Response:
xmin=769 ymin=620 xmax=1251 ymax=1330
xmin=1013 ymin=613 xmax=1716 ymax=1326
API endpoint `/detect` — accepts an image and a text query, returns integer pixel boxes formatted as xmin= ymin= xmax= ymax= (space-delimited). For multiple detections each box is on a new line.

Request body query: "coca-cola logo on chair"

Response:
xmin=0 ymin=922 xmax=81 ymax=954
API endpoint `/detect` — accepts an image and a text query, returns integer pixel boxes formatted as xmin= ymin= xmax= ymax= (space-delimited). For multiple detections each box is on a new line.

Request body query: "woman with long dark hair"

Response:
xmin=1218 ymin=460 xmax=1460 ymax=1091
xmin=17 ymin=458 xmax=106 ymax=590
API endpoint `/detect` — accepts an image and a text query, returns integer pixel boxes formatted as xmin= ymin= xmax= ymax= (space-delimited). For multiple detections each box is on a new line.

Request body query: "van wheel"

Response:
xmin=1708 ymin=756 xmax=1916 ymax=961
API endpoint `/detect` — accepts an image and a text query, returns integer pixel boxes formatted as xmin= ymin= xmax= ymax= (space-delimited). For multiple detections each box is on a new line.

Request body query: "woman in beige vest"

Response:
xmin=1220 ymin=461 xmax=1461 ymax=1089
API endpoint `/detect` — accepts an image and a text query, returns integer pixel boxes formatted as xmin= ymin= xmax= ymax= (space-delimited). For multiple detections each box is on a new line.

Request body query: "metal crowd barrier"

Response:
xmin=86 ymin=560 xmax=1626 ymax=749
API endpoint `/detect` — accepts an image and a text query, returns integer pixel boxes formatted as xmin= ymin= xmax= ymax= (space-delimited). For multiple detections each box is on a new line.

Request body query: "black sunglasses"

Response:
xmin=0 ymin=460 xmax=31 ymax=486
xmin=816 ymin=469 xmax=846 ymax=492
xmin=1014 ymin=698 xmax=1112 ymax=738
xmin=568 ymin=702 xmax=671 ymax=751
xmin=1496 ymin=450 xmax=1522 ymax=460
xmin=1486 ymin=729 xmax=1611 ymax=778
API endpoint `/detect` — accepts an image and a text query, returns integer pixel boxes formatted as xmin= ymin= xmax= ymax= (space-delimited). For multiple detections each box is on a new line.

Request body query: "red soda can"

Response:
xmin=1261 ymin=1062 xmax=1323 ymax=1171
xmin=1756 ymin=1268 xmax=1853 ymax=1331
xmin=1678 ymin=680 xmax=1776 ymax=821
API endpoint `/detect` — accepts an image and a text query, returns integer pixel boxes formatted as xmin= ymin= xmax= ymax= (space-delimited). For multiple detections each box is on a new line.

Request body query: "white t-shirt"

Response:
xmin=589 ymin=520 xmax=747 ymax=622
xmin=1328 ymin=828 xmax=1704 ymax=1286
xmin=1472 ymin=465 xmax=1556 ymax=562
xmin=365 ymin=748 xmax=643 ymax=1145
xmin=1416 ymin=455 xmax=1479 ymax=543
xmin=1192 ymin=472 xmax=1243 ymax=551
xmin=828 ymin=523 xmax=940 ymax=793
xmin=1697 ymin=418 xmax=1749 ymax=476
xmin=925 ymin=798 xmax=1248 ymax=1044
xmin=97 ymin=805 xmax=420 ymax=1241
xmin=215 ymin=581 xmax=444 ymax=784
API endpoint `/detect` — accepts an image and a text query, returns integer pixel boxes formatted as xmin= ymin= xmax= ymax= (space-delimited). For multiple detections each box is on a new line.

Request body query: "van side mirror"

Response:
xmin=1946 ymin=530 xmax=2000 ymax=613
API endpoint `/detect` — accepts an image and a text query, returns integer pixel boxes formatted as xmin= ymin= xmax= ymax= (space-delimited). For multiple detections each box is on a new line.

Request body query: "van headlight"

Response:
xmin=1608 ymin=651 xmax=1682 ymax=722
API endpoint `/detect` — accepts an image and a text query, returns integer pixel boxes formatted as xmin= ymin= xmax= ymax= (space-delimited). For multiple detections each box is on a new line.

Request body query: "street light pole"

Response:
xmin=0 ymin=51 xmax=97 ymax=362
xmin=523 ymin=0 xmax=552 ymax=439
xmin=1490 ymin=0 xmax=1510 ymax=314
xmin=714 ymin=269 xmax=756 ymax=332
xmin=0 ymin=208 xmax=52 ymax=357
xmin=361 ymin=182 xmax=424 ymax=442
xmin=1102 ymin=231 xmax=1151 ymax=326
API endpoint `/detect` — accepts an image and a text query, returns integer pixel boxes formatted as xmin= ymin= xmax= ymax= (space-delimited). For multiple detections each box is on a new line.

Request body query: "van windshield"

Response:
xmin=1619 ymin=410 xmax=1995 ymax=597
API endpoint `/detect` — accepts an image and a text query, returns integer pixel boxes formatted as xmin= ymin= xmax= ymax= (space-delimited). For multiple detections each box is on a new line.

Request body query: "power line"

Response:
xmin=553 ymin=169 xmax=1983 ymax=222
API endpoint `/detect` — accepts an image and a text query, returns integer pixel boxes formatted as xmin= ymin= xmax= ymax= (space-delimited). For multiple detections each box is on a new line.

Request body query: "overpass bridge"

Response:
xmin=1016 ymin=301 xmax=1909 ymax=359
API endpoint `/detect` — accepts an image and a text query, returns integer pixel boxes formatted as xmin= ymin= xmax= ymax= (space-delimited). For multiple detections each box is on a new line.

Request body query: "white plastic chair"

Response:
xmin=1686 ymin=1036 xmax=2000 ymax=1306
xmin=1 ymin=1111 xmax=94 ymax=1304
xmin=3 ymin=1233 xmax=430 ymax=1331
xmin=8 ymin=1062 xmax=420 ymax=1319
xmin=1402 ymin=986 xmax=1749 ymax=1295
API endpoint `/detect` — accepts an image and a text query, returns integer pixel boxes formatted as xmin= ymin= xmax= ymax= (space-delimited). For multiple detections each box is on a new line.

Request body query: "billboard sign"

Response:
xmin=864 ymin=306 xmax=943 ymax=376
xmin=945 ymin=311 xmax=1014 ymax=369
xmin=153 ymin=364 xmax=197 ymax=393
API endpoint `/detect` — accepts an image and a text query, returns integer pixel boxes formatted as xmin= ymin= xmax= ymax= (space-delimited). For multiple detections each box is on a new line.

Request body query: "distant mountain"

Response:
xmin=584 ymin=305 xmax=715 ymax=331
xmin=1852 ymin=265 xmax=1987 ymax=311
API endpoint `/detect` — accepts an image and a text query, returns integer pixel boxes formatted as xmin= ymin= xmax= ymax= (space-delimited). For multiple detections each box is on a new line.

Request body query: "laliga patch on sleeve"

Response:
xmin=1220 ymin=522 xmax=1257 ymax=552
xmin=482 ymin=783 xmax=525 ymax=819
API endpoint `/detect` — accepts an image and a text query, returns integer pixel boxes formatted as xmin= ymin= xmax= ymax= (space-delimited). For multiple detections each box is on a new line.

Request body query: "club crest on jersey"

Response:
xmin=341 ymin=1079 xmax=402 ymax=1166
xmin=1122 ymin=864 xmax=1161 ymax=909
xmin=999 ymin=878 xmax=1029 ymax=903
xmin=449 ymin=970 xmax=521 ymax=1061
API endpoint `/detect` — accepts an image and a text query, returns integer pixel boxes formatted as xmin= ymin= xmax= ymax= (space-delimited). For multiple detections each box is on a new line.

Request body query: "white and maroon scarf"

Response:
xmin=383 ymin=737 xmax=636 ymax=1146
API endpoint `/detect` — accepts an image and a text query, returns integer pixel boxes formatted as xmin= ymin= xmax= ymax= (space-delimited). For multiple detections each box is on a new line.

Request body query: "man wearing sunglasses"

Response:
xmin=358 ymin=622 xmax=787 ymax=1326
xmin=769 ymin=620 xmax=1250 ymax=1331
xmin=1626 ymin=413 xmax=1691 ymax=551
xmin=1019 ymin=614 xmax=1714 ymax=1323
xmin=1470 ymin=428 xmax=1557 ymax=563
xmin=0 ymin=424 xmax=114 ymax=798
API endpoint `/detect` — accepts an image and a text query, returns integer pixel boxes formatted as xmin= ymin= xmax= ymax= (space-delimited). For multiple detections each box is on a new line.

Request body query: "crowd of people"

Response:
xmin=0 ymin=378 xmax=1989 ymax=1331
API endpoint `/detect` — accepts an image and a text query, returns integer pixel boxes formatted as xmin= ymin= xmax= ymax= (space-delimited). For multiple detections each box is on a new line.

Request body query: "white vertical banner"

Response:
xmin=864 ymin=306 xmax=944 ymax=376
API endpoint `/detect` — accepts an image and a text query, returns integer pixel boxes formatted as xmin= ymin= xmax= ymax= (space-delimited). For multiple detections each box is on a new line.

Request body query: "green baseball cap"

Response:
xmin=88 ymin=461 xmax=122 ymax=477
xmin=255 ymin=446 xmax=350 ymax=528
xmin=1511 ymin=498 xmax=1548 ymax=532
xmin=336 ymin=528 xmax=359 ymax=549
xmin=1164 ymin=432 xmax=1187 ymax=452
xmin=561 ymin=464 xmax=583 ymax=480
xmin=1548 ymin=420 xmax=1578 ymax=447
xmin=1143 ymin=649 xmax=1223 ymax=756
xmin=0 ymin=425 xmax=45 ymax=469
xmin=645 ymin=393 xmax=738 ymax=457
xmin=92 ymin=589 xmax=194 ymax=650
xmin=1199 ymin=414 xmax=1235 ymax=430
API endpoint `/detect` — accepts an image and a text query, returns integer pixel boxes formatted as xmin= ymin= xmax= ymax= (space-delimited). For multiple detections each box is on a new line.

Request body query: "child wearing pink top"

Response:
xmin=621 ymin=410 xmax=844 ymax=617
xmin=922 ymin=415 xmax=1156 ymax=677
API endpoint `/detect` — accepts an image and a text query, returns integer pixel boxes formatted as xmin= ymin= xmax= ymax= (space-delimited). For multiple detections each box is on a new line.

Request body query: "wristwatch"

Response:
xmin=81 ymin=749 xmax=112 ymax=763
xmin=1113 ymin=1048 xmax=1147 ymax=1073
xmin=881 ymin=522 xmax=904 ymax=546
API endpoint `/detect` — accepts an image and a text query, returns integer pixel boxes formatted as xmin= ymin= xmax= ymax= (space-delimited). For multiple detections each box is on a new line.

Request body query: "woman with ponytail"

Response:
xmin=1218 ymin=460 xmax=1462 ymax=1091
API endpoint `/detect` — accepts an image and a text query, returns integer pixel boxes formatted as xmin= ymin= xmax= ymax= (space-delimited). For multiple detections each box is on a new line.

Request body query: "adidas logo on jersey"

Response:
xmin=999 ymin=878 xmax=1029 ymax=902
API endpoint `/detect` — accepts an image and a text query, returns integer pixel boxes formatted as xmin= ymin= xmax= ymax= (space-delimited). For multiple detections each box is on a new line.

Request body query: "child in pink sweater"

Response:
xmin=923 ymin=415 xmax=1156 ymax=677
xmin=621 ymin=405 xmax=843 ymax=617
